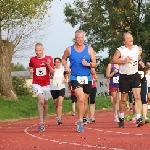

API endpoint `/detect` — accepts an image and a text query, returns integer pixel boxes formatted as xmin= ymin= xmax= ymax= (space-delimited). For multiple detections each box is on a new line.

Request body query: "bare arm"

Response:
xmin=111 ymin=50 xmax=127 ymax=64
xmin=89 ymin=47 xmax=97 ymax=68
xmin=106 ymin=64 xmax=116 ymax=78
xmin=62 ymin=48 xmax=70 ymax=68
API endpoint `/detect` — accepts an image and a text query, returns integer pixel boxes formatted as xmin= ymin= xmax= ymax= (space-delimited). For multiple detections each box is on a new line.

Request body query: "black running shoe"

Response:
xmin=118 ymin=118 xmax=124 ymax=128
xmin=136 ymin=118 xmax=144 ymax=127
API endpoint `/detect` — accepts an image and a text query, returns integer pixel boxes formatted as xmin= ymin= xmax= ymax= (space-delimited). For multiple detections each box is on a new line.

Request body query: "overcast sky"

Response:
xmin=12 ymin=0 xmax=108 ymax=67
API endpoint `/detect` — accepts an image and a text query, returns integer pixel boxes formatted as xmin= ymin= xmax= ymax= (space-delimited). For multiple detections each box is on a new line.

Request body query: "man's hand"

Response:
xmin=124 ymin=56 xmax=132 ymax=63
xmin=82 ymin=59 xmax=90 ymax=67
xmin=47 ymin=59 xmax=51 ymax=67
xmin=146 ymin=62 xmax=150 ymax=67
xmin=139 ymin=61 xmax=145 ymax=68
xmin=64 ymin=65 xmax=71 ymax=73
xmin=29 ymin=68 xmax=34 ymax=74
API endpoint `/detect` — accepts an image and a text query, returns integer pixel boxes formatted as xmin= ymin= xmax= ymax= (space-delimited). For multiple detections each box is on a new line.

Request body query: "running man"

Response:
xmin=106 ymin=56 xmax=120 ymax=122
xmin=61 ymin=30 xmax=97 ymax=132
xmin=29 ymin=43 xmax=54 ymax=132
xmin=111 ymin=32 xmax=143 ymax=128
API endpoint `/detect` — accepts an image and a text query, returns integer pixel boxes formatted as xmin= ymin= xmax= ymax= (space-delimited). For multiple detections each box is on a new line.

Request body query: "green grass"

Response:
xmin=0 ymin=96 xmax=111 ymax=122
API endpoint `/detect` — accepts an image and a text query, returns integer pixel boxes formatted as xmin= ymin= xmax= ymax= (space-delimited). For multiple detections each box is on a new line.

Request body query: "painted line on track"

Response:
xmin=24 ymin=124 xmax=123 ymax=150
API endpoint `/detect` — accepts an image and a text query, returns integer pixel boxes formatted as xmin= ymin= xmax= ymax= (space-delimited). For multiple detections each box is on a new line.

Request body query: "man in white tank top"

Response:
xmin=111 ymin=32 xmax=143 ymax=128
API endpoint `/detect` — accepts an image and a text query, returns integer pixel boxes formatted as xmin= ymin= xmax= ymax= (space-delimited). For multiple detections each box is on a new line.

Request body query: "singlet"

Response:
xmin=69 ymin=45 xmax=92 ymax=82
xmin=29 ymin=55 xmax=54 ymax=86
xmin=146 ymin=72 xmax=150 ymax=87
xmin=117 ymin=45 xmax=139 ymax=75
xmin=109 ymin=64 xmax=120 ymax=87
xmin=50 ymin=67 xmax=66 ymax=90
xmin=91 ymin=74 xmax=97 ymax=88
xmin=138 ymin=58 xmax=147 ymax=81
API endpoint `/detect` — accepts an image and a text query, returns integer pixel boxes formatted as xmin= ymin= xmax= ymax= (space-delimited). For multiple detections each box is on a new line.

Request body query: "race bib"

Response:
xmin=53 ymin=80 xmax=62 ymax=87
xmin=36 ymin=67 xmax=46 ymax=76
xmin=77 ymin=76 xmax=88 ymax=84
xmin=92 ymin=80 xmax=94 ymax=85
xmin=113 ymin=76 xmax=119 ymax=83
xmin=129 ymin=57 xmax=138 ymax=67
xmin=138 ymin=71 xmax=144 ymax=79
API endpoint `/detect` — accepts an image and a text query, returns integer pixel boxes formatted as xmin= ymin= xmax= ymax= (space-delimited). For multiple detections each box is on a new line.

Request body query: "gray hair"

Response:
xmin=35 ymin=43 xmax=43 ymax=48
xmin=122 ymin=32 xmax=132 ymax=41
xmin=75 ymin=30 xmax=84 ymax=36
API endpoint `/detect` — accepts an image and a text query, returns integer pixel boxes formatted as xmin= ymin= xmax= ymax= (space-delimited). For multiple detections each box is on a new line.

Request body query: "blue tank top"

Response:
xmin=109 ymin=64 xmax=120 ymax=87
xmin=69 ymin=45 xmax=92 ymax=81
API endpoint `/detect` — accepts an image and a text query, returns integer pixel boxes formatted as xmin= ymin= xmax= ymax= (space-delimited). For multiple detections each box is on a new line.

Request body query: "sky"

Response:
xmin=12 ymin=0 xmax=108 ymax=67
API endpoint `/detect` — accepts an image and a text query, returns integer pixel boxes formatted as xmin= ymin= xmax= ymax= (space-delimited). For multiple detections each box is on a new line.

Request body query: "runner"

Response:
xmin=106 ymin=56 xmax=120 ymax=122
xmin=61 ymin=30 xmax=97 ymax=132
xmin=138 ymin=46 xmax=150 ymax=123
xmin=29 ymin=43 xmax=54 ymax=132
xmin=105 ymin=78 xmax=113 ymax=105
xmin=146 ymin=69 xmax=150 ymax=110
xmin=88 ymin=69 xmax=98 ymax=123
xmin=111 ymin=32 xmax=143 ymax=128
xmin=50 ymin=57 xmax=68 ymax=125
xmin=68 ymin=81 xmax=77 ymax=116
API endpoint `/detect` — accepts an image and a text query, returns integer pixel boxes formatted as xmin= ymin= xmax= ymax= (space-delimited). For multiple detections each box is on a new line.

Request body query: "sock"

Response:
xmin=119 ymin=112 xmax=124 ymax=119
xmin=136 ymin=114 xmax=141 ymax=120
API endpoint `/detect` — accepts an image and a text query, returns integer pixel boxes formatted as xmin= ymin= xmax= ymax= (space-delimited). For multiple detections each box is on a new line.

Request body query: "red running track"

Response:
xmin=0 ymin=110 xmax=150 ymax=150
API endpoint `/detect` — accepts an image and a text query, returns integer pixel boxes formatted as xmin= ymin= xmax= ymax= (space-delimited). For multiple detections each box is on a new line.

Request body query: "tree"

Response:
xmin=11 ymin=63 xmax=27 ymax=71
xmin=0 ymin=0 xmax=53 ymax=99
xmin=64 ymin=0 xmax=150 ymax=70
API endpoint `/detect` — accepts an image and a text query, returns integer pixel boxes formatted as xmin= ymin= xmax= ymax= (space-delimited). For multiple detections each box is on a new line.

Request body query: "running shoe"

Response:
xmin=77 ymin=120 xmax=84 ymax=132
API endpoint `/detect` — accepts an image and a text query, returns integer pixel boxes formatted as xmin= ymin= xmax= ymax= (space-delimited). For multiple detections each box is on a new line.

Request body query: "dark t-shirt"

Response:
xmin=138 ymin=58 xmax=147 ymax=81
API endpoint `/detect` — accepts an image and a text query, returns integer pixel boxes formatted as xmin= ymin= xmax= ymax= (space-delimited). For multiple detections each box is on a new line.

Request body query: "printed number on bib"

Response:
xmin=113 ymin=76 xmax=119 ymax=83
xmin=53 ymin=80 xmax=62 ymax=87
xmin=138 ymin=71 xmax=144 ymax=79
xmin=36 ymin=67 xmax=46 ymax=76
xmin=129 ymin=57 xmax=138 ymax=67
xmin=77 ymin=76 xmax=88 ymax=84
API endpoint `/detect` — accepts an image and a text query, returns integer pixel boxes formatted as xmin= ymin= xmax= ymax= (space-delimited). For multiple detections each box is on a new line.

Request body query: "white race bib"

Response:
xmin=53 ymin=80 xmax=62 ymax=87
xmin=36 ymin=67 xmax=46 ymax=76
xmin=138 ymin=71 xmax=144 ymax=79
xmin=129 ymin=57 xmax=138 ymax=68
xmin=113 ymin=76 xmax=119 ymax=83
xmin=77 ymin=76 xmax=88 ymax=84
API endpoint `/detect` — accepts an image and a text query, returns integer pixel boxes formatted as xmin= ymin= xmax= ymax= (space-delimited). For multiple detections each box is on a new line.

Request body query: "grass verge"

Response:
xmin=0 ymin=96 xmax=111 ymax=122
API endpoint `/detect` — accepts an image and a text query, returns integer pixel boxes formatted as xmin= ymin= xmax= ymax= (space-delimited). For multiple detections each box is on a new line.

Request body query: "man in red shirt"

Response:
xmin=29 ymin=43 xmax=54 ymax=132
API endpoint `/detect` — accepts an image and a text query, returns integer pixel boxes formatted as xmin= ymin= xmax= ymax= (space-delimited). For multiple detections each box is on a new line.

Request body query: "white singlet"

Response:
xmin=50 ymin=67 xmax=66 ymax=90
xmin=118 ymin=45 xmax=139 ymax=75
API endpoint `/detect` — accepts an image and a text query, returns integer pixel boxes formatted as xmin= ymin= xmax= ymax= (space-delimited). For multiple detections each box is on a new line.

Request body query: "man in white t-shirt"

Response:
xmin=111 ymin=32 xmax=144 ymax=128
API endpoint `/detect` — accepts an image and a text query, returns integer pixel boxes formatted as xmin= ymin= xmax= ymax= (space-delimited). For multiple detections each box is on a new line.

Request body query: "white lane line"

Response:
xmin=24 ymin=124 xmax=123 ymax=150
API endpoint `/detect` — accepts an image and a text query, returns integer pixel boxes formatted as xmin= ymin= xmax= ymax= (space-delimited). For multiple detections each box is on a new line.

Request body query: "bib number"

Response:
xmin=129 ymin=57 xmax=138 ymax=68
xmin=53 ymin=80 xmax=62 ymax=87
xmin=77 ymin=76 xmax=88 ymax=84
xmin=138 ymin=71 xmax=144 ymax=79
xmin=113 ymin=76 xmax=119 ymax=83
xmin=36 ymin=67 xmax=46 ymax=76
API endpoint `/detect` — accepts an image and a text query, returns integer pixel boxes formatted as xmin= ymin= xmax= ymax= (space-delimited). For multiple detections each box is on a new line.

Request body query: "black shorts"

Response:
xmin=148 ymin=87 xmax=150 ymax=93
xmin=119 ymin=72 xmax=141 ymax=93
xmin=71 ymin=81 xmax=92 ymax=95
xmin=51 ymin=88 xmax=65 ymax=99
xmin=88 ymin=87 xmax=97 ymax=104
xmin=71 ymin=95 xmax=77 ymax=103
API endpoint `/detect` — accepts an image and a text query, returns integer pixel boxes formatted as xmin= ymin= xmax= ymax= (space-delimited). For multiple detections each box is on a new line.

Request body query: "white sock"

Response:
xmin=136 ymin=114 xmax=141 ymax=120
xmin=119 ymin=112 xmax=124 ymax=118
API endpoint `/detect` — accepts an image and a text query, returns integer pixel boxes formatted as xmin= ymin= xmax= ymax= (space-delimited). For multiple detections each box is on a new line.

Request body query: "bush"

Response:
xmin=12 ymin=77 xmax=32 ymax=96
